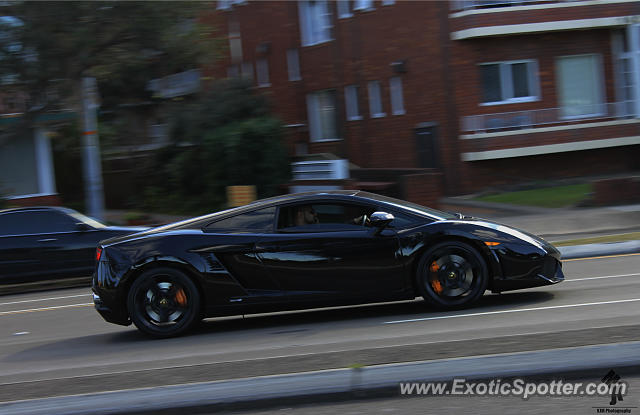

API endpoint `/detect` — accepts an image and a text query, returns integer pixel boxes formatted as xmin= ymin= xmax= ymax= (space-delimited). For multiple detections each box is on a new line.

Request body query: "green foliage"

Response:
xmin=0 ymin=2 xmax=219 ymax=111
xmin=143 ymin=79 xmax=291 ymax=214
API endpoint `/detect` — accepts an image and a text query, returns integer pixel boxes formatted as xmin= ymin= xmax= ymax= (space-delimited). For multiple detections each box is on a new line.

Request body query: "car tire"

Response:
xmin=416 ymin=241 xmax=488 ymax=309
xmin=127 ymin=267 xmax=201 ymax=338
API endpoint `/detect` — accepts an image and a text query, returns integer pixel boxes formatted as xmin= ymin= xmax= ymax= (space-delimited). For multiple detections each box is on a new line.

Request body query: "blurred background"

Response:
xmin=0 ymin=0 xmax=638 ymax=223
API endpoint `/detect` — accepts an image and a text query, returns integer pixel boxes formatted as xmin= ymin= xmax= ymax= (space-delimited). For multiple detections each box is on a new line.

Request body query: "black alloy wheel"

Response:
xmin=127 ymin=267 xmax=201 ymax=338
xmin=416 ymin=241 xmax=488 ymax=309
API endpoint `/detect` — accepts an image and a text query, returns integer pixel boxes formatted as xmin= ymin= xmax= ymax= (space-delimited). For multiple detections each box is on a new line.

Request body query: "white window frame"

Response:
xmin=344 ymin=85 xmax=362 ymax=121
xmin=287 ymin=49 xmax=301 ymax=81
xmin=298 ymin=0 xmax=333 ymax=47
xmin=368 ymin=80 xmax=386 ymax=118
xmin=555 ymin=53 xmax=605 ymax=119
xmin=337 ymin=0 xmax=352 ymax=18
xmin=389 ymin=76 xmax=405 ymax=115
xmin=307 ymin=90 xmax=340 ymax=142
xmin=353 ymin=0 xmax=374 ymax=11
xmin=256 ymin=57 xmax=270 ymax=87
xmin=479 ymin=60 xmax=540 ymax=106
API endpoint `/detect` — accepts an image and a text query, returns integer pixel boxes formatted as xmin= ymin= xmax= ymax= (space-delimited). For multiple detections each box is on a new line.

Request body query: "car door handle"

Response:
xmin=37 ymin=238 xmax=57 ymax=243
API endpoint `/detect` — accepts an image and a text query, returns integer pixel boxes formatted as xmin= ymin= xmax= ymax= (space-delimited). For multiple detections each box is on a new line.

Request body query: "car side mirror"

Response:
xmin=369 ymin=212 xmax=394 ymax=234
xmin=75 ymin=222 xmax=92 ymax=232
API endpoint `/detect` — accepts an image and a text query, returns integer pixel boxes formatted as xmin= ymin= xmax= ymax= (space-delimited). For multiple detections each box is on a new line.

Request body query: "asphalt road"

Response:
xmin=0 ymin=253 xmax=639 ymax=404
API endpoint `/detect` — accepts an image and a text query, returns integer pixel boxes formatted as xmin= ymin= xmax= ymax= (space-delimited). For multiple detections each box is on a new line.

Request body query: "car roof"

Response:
xmin=153 ymin=190 xmax=448 ymax=233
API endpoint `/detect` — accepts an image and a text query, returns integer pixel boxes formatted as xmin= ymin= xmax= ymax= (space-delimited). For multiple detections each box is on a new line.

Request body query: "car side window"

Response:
xmin=0 ymin=211 xmax=76 ymax=236
xmin=277 ymin=203 xmax=375 ymax=232
xmin=204 ymin=207 xmax=276 ymax=234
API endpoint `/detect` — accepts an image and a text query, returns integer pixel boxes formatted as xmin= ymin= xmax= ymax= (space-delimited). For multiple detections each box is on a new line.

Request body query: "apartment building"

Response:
xmin=214 ymin=0 xmax=640 ymax=199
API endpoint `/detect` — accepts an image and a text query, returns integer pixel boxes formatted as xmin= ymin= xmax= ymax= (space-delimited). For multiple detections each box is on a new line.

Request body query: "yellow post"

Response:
xmin=227 ymin=185 xmax=257 ymax=207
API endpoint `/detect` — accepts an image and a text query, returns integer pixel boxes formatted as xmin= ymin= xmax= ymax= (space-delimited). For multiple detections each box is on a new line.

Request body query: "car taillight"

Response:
xmin=96 ymin=247 xmax=103 ymax=262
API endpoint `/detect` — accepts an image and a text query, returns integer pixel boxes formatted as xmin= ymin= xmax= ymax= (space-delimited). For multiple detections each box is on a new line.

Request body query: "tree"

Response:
xmin=0 ymin=2 xmax=219 ymax=216
xmin=0 ymin=2 xmax=218 ymax=115
xmin=143 ymin=78 xmax=291 ymax=214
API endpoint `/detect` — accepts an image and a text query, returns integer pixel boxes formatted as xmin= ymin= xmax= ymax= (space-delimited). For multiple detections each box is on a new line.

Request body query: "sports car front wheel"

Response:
xmin=127 ymin=267 xmax=201 ymax=338
xmin=416 ymin=241 xmax=488 ymax=309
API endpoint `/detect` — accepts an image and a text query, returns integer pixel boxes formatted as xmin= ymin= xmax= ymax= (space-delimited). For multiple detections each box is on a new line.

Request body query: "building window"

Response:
xmin=344 ymin=85 xmax=361 ymax=120
xmin=368 ymin=80 xmax=385 ymax=118
xmin=307 ymin=90 xmax=339 ymax=141
xmin=241 ymin=62 xmax=253 ymax=80
xmin=479 ymin=60 xmax=539 ymax=105
xmin=256 ymin=58 xmax=270 ymax=87
xmin=353 ymin=0 xmax=373 ymax=11
xmin=298 ymin=0 xmax=333 ymax=47
xmin=389 ymin=76 xmax=405 ymax=115
xmin=382 ymin=0 xmax=395 ymax=5
xmin=556 ymin=54 xmax=604 ymax=118
xmin=287 ymin=49 xmax=301 ymax=81
xmin=337 ymin=0 xmax=352 ymax=18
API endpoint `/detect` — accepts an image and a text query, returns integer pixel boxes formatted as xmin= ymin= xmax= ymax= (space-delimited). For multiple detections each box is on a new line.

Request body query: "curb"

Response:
xmin=2 ymin=341 xmax=639 ymax=415
xmin=558 ymin=240 xmax=640 ymax=259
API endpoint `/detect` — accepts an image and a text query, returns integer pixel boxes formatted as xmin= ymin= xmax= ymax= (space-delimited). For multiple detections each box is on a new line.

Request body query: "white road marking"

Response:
xmin=384 ymin=298 xmax=640 ymax=325
xmin=0 ymin=294 xmax=91 ymax=307
xmin=12 ymin=332 xmax=30 ymax=336
xmin=0 ymin=303 xmax=93 ymax=316
xmin=566 ymin=273 xmax=640 ymax=282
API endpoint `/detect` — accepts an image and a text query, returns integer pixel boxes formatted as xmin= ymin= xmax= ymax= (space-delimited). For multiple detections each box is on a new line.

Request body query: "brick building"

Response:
xmin=213 ymin=0 xmax=640 ymax=203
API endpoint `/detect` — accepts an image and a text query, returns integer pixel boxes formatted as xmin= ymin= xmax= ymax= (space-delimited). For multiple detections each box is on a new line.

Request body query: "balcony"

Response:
xmin=461 ymin=102 xmax=634 ymax=134
xmin=450 ymin=0 xmax=560 ymax=12
xmin=449 ymin=0 xmax=636 ymax=40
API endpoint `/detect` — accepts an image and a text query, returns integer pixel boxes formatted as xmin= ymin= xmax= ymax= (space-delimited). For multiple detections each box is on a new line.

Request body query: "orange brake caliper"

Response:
xmin=429 ymin=261 xmax=443 ymax=294
xmin=175 ymin=288 xmax=188 ymax=307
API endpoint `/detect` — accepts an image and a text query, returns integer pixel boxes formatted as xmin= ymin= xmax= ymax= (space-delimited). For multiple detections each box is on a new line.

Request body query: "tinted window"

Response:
xmin=278 ymin=203 xmax=375 ymax=231
xmin=204 ymin=207 xmax=276 ymax=233
xmin=0 ymin=210 xmax=76 ymax=236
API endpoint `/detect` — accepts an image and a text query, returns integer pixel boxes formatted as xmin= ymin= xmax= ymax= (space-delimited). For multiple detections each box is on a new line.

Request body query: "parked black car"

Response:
xmin=0 ymin=206 xmax=146 ymax=284
xmin=93 ymin=191 xmax=564 ymax=338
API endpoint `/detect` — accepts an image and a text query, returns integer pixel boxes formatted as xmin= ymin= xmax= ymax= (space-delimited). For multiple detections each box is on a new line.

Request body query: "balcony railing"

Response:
xmin=461 ymin=101 xmax=635 ymax=134
xmin=450 ymin=0 xmax=574 ymax=12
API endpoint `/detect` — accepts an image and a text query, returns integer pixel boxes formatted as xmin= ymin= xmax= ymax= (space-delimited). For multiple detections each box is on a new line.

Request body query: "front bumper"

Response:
xmin=491 ymin=243 xmax=564 ymax=293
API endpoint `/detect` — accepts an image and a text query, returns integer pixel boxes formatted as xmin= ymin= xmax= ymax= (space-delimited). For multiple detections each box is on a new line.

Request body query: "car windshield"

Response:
xmin=357 ymin=191 xmax=458 ymax=220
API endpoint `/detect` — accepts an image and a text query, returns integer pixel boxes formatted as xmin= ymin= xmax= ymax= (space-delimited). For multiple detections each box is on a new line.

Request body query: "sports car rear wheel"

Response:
xmin=127 ymin=267 xmax=201 ymax=338
xmin=416 ymin=241 xmax=488 ymax=309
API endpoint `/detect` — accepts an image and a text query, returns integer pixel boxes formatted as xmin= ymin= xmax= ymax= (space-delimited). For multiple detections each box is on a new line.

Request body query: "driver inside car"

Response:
xmin=294 ymin=205 xmax=319 ymax=226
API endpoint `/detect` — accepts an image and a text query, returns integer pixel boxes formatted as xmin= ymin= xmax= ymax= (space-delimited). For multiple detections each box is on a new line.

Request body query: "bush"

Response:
xmin=143 ymin=79 xmax=290 ymax=214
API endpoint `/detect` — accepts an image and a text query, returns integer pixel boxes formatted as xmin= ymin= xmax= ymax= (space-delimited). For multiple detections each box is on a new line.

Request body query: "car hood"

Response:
xmin=443 ymin=217 xmax=557 ymax=253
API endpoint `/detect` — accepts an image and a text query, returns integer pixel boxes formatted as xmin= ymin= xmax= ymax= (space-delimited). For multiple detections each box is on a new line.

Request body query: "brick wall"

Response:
xmin=212 ymin=1 xmax=639 ymax=198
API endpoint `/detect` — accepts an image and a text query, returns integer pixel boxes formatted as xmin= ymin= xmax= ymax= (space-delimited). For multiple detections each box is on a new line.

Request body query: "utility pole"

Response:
xmin=81 ymin=77 xmax=105 ymax=222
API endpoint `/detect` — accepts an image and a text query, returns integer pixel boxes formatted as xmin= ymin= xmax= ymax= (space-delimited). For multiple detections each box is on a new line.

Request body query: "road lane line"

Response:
xmin=384 ymin=298 xmax=640 ymax=324
xmin=0 ymin=294 xmax=91 ymax=307
xmin=0 ymin=303 xmax=93 ymax=316
xmin=565 ymin=272 xmax=640 ymax=282
xmin=563 ymin=253 xmax=640 ymax=262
